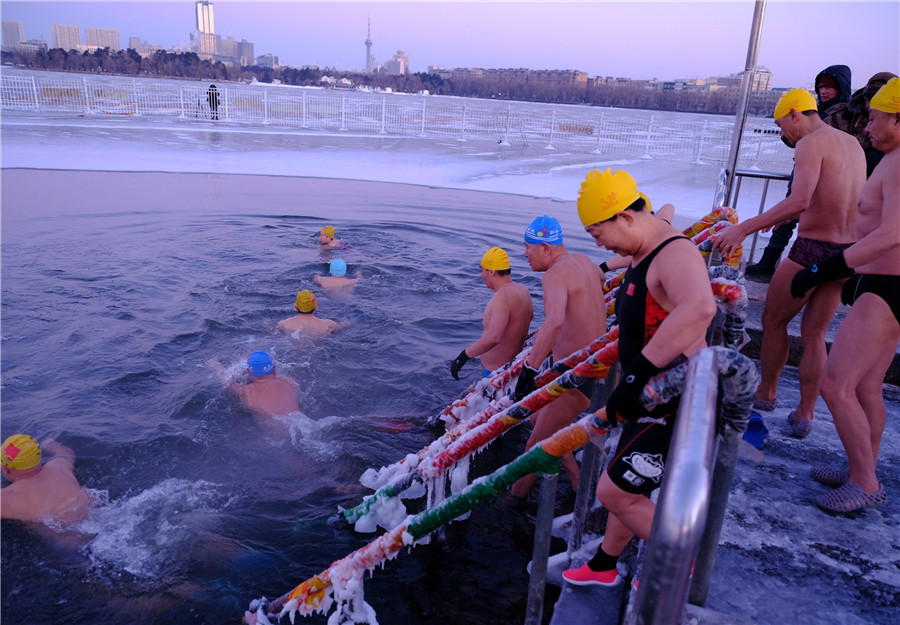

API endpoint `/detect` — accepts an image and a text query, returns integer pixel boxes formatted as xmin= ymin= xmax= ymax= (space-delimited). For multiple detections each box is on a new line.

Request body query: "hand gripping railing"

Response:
xmin=245 ymin=354 xmax=698 ymax=624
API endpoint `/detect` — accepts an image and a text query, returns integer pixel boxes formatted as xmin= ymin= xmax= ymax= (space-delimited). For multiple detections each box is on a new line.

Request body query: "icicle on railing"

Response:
xmin=245 ymin=347 xmax=759 ymax=625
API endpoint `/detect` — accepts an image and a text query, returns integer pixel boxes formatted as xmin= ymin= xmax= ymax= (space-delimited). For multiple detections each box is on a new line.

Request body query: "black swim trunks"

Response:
xmin=841 ymin=274 xmax=900 ymax=327
xmin=787 ymin=237 xmax=854 ymax=276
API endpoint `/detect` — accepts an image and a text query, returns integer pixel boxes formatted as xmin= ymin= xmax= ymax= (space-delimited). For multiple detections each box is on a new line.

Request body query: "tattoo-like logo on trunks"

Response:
xmin=623 ymin=452 xmax=665 ymax=483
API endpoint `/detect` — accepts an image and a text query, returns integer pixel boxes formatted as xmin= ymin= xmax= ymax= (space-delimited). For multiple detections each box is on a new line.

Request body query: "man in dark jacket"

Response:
xmin=747 ymin=64 xmax=853 ymax=276
xmin=846 ymin=72 xmax=898 ymax=176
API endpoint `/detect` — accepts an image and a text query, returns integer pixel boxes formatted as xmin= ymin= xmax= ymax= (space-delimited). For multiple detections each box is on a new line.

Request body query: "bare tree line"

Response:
xmin=2 ymin=47 xmax=776 ymax=116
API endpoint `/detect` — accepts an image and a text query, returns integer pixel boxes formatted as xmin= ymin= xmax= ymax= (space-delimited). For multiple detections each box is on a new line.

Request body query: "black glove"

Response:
xmin=606 ymin=353 xmax=660 ymax=423
xmin=450 ymin=349 xmax=470 ymax=380
xmin=789 ymin=252 xmax=850 ymax=299
xmin=599 ymin=261 xmax=611 ymax=274
xmin=514 ymin=363 xmax=538 ymax=402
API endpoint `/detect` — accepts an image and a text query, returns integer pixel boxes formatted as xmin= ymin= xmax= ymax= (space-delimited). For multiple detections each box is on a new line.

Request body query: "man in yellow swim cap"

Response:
xmin=790 ymin=77 xmax=900 ymax=512
xmin=449 ymin=247 xmax=533 ymax=380
xmin=714 ymin=87 xmax=866 ymax=439
xmin=279 ymin=289 xmax=341 ymax=335
xmin=1 ymin=435 xmax=92 ymax=523
xmin=319 ymin=225 xmax=343 ymax=249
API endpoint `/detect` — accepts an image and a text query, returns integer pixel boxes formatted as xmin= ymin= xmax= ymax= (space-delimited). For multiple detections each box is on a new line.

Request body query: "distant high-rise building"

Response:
xmin=364 ymin=17 xmax=373 ymax=75
xmin=382 ymin=50 xmax=409 ymax=75
xmin=51 ymin=23 xmax=80 ymax=51
xmin=237 ymin=39 xmax=255 ymax=66
xmin=195 ymin=0 xmax=217 ymax=56
xmin=85 ymin=26 xmax=119 ymax=50
xmin=2 ymin=20 xmax=24 ymax=50
xmin=256 ymin=53 xmax=278 ymax=68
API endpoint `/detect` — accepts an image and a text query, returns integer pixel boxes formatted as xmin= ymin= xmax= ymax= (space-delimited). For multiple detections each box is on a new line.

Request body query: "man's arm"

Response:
xmin=42 ymin=439 xmax=76 ymax=469
xmin=207 ymin=358 xmax=243 ymax=396
xmin=525 ymin=272 xmax=568 ymax=369
xmin=714 ymin=138 xmax=821 ymax=255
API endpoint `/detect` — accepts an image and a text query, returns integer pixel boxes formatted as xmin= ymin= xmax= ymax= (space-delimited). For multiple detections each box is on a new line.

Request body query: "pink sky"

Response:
xmin=2 ymin=1 xmax=898 ymax=89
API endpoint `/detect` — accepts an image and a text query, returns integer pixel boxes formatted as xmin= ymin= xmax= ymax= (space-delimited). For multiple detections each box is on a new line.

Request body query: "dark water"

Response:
xmin=1 ymin=170 xmax=603 ymax=624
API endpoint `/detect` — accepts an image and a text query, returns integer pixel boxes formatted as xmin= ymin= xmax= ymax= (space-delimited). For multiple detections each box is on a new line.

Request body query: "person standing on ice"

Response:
xmin=506 ymin=215 xmax=606 ymax=501
xmin=449 ymin=246 xmax=533 ymax=380
xmin=714 ymin=88 xmax=866 ymax=439
xmin=563 ymin=168 xmax=715 ymax=586
xmin=790 ymin=78 xmax=900 ymax=512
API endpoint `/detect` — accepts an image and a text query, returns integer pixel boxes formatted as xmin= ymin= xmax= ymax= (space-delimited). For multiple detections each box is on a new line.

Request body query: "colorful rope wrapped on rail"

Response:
xmin=245 ymin=347 xmax=759 ymax=625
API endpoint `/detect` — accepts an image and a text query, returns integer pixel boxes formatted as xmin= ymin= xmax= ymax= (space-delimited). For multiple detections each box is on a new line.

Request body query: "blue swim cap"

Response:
xmin=524 ymin=215 xmax=563 ymax=245
xmin=247 ymin=350 xmax=275 ymax=377
xmin=330 ymin=259 xmax=347 ymax=276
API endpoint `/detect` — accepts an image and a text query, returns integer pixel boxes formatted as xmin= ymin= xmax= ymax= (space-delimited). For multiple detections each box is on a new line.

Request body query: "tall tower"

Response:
xmin=195 ymin=0 xmax=216 ymax=55
xmin=365 ymin=17 xmax=373 ymax=74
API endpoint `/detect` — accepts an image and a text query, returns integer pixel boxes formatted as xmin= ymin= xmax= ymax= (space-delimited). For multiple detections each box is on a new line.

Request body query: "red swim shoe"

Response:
xmin=562 ymin=563 xmax=619 ymax=586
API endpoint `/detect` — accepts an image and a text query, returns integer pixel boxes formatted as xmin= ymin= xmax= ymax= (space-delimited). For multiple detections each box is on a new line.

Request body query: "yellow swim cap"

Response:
xmin=321 ymin=225 xmax=335 ymax=238
xmin=295 ymin=289 xmax=317 ymax=312
xmin=577 ymin=169 xmax=642 ymax=226
xmin=1 ymin=434 xmax=41 ymax=470
xmin=870 ymin=77 xmax=900 ymax=114
xmin=773 ymin=88 xmax=817 ymax=120
xmin=481 ymin=247 xmax=510 ymax=271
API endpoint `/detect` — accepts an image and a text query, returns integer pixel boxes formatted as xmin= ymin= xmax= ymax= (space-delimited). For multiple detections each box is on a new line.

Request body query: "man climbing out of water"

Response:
xmin=791 ymin=78 xmax=900 ymax=512
xmin=507 ymin=215 xmax=606 ymax=501
xmin=207 ymin=350 xmax=300 ymax=421
xmin=449 ymin=246 xmax=533 ymax=380
xmin=279 ymin=289 xmax=341 ymax=336
xmin=319 ymin=225 xmax=343 ymax=249
xmin=714 ymin=88 xmax=865 ymax=439
xmin=1 ymin=435 xmax=92 ymax=524
xmin=563 ymin=168 xmax=716 ymax=586
xmin=315 ymin=259 xmax=361 ymax=290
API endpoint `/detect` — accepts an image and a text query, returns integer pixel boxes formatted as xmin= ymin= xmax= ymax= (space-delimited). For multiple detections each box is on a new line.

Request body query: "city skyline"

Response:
xmin=1 ymin=1 xmax=897 ymax=89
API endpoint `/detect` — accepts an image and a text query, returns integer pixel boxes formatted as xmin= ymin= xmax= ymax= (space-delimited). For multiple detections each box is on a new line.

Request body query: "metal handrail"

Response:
xmin=731 ymin=168 xmax=791 ymax=265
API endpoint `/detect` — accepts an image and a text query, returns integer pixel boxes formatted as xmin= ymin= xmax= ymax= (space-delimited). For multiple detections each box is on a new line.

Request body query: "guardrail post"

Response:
xmin=498 ymin=106 xmax=511 ymax=146
xmin=32 ymin=75 xmax=41 ymax=111
xmin=223 ymin=88 xmax=229 ymax=121
xmin=302 ymin=91 xmax=308 ymax=128
xmin=695 ymin=120 xmax=708 ymax=164
xmin=642 ymin=114 xmax=654 ymax=159
xmin=459 ymin=104 xmax=467 ymax=142
xmin=419 ymin=99 xmax=426 ymax=137
xmin=179 ymin=86 xmax=185 ymax=118
xmin=340 ymin=95 xmax=347 ymax=131
xmin=380 ymin=97 xmax=386 ymax=134
xmin=263 ymin=89 xmax=268 ymax=124
xmin=545 ymin=110 xmax=556 ymax=150
xmin=525 ymin=470 xmax=559 ymax=625
xmin=82 ymin=77 xmax=90 ymax=114
xmin=592 ymin=112 xmax=604 ymax=154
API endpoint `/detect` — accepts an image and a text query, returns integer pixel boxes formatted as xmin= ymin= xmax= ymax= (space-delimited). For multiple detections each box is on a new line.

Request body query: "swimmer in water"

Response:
xmin=319 ymin=225 xmax=343 ymax=249
xmin=1 ymin=435 xmax=92 ymax=524
xmin=208 ymin=351 xmax=300 ymax=425
xmin=278 ymin=289 xmax=341 ymax=335
xmin=314 ymin=259 xmax=361 ymax=290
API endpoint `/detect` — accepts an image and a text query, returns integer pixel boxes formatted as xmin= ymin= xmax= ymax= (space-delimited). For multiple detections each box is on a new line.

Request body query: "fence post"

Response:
xmin=82 ymin=76 xmax=92 ymax=114
xmin=498 ymin=106 xmax=511 ymax=146
xmin=132 ymin=79 xmax=139 ymax=115
xmin=263 ymin=89 xmax=268 ymax=124
xmin=179 ymin=85 xmax=185 ymax=117
xmin=223 ymin=88 xmax=229 ymax=121
xmin=545 ymin=110 xmax=556 ymax=150
xmin=340 ymin=94 xmax=347 ymax=131
xmin=31 ymin=75 xmax=41 ymax=111
xmin=419 ymin=99 xmax=427 ymax=136
xmin=695 ymin=120 xmax=708 ymax=164
xmin=459 ymin=104 xmax=467 ymax=142
xmin=592 ymin=112 xmax=604 ymax=154
xmin=643 ymin=114 xmax=654 ymax=159
xmin=380 ymin=97 xmax=387 ymax=134
xmin=302 ymin=91 xmax=308 ymax=128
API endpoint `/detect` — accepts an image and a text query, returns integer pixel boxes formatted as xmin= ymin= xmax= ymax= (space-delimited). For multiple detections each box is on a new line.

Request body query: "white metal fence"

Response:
xmin=1 ymin=72 xmax=794 ymax=171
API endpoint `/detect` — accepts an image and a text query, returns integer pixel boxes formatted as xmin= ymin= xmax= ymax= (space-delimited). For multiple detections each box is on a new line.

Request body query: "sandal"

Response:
xmin=810 ymin=465 xmax=849 ymax=487
xmin=816 ymin=482 xmax=886 ymax=513
xmin=787 ymin=411 xmax=812 ymax=439
xmin=753 ymin=397 xmax=778 ymax=412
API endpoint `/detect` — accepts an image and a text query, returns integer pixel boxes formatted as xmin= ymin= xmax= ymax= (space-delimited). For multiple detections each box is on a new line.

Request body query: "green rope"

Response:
xmin=407 ymin=446 xmax=561 ymax=540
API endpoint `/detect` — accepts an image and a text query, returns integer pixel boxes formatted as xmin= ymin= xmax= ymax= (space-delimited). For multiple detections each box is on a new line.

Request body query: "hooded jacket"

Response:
xmin=815 ymin=65 xmax=853 ymax=133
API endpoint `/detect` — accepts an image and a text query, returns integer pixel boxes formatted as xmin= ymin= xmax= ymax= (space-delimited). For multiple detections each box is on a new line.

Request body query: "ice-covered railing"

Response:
xmin=343 ymin=208 xmax=748 ymax=531
xmin=1 ymin=71 xmax=795 ymax=171
xmin=243 ymin=346 xmax=758 ymax=625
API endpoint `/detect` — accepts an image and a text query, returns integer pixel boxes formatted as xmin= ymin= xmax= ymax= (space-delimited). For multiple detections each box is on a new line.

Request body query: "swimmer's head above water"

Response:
xmin=246 ymin=350 xmax=276 ymax=377
xmin=524 ymin=215 xmax=563 ymax=245
xmin=295 ymin=289 xmax=317 ymax=313
xmin=1 ymin=434 xmax=41 ymax=470
xmin=329 ymin=259 xmax=347 ymax=277
xmin=481 ymin=246 xmax=510 ymax=271
xmin=320 ymin=225 xmax=336 ymax=245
